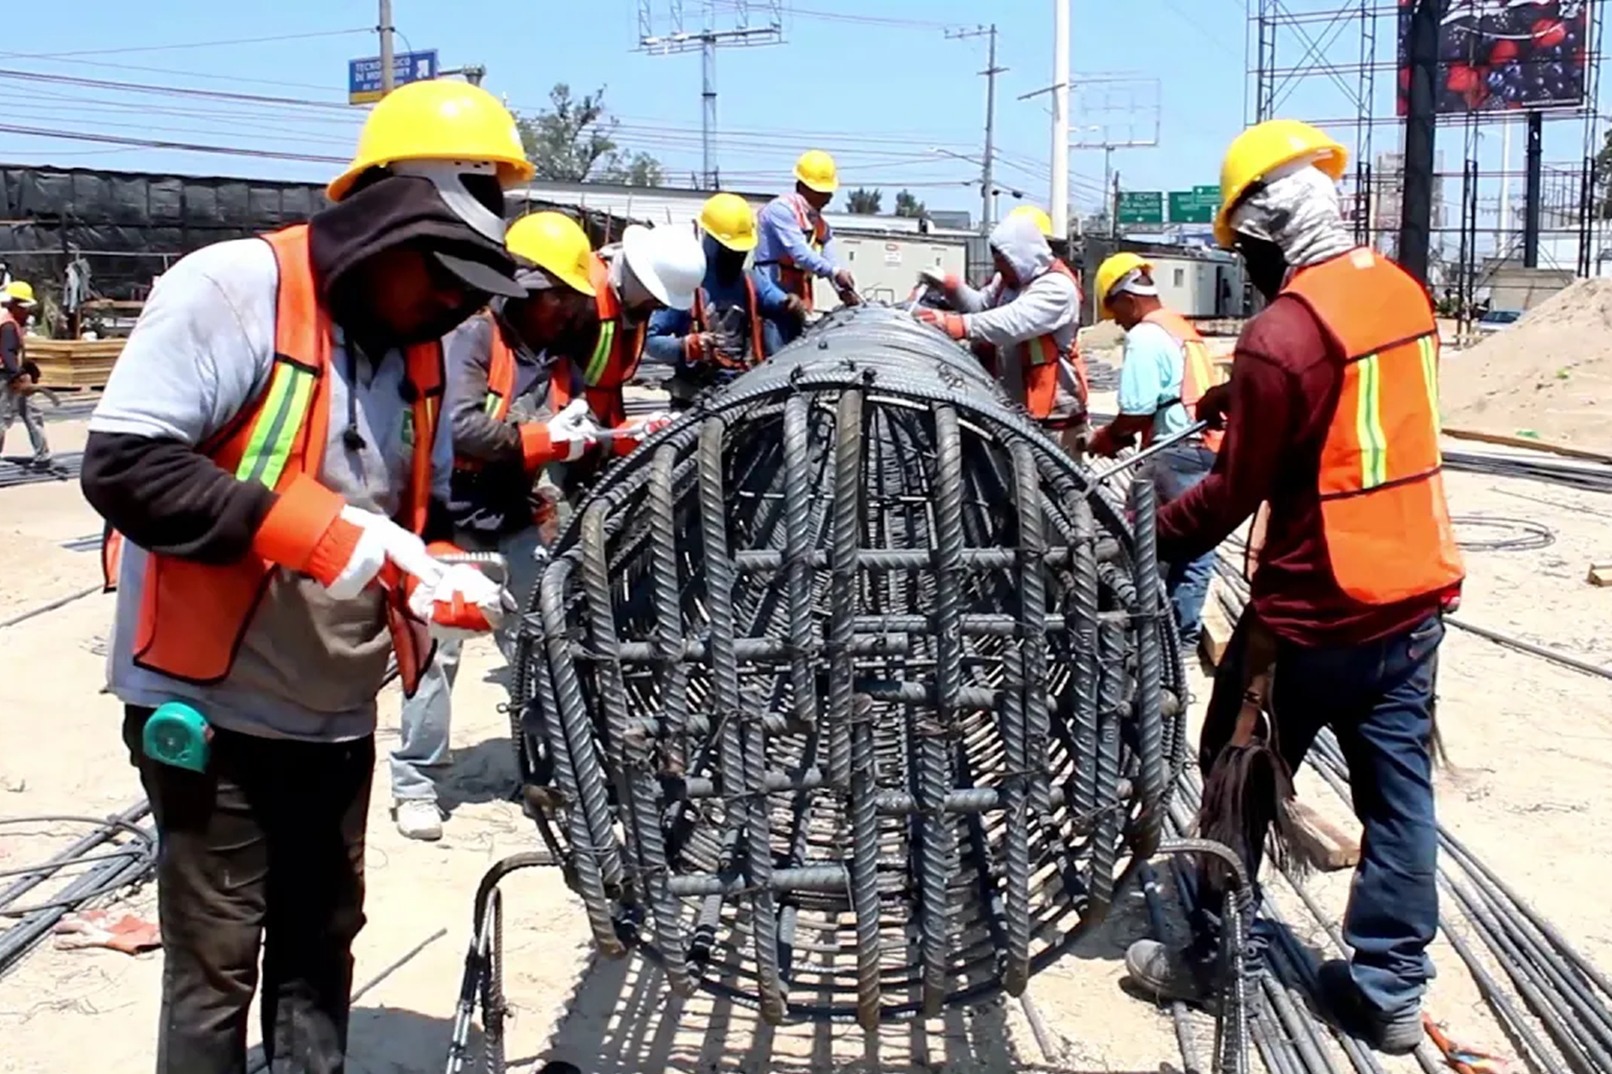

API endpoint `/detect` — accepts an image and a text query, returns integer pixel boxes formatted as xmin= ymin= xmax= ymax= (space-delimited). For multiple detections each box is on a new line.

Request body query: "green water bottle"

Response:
xmin=143 ymin=701 xmax=211 ymax=773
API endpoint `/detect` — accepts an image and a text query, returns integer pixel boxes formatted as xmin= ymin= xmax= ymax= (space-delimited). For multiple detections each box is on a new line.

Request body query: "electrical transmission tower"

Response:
xmin=638 ymin=1 xmax=784 ymax=189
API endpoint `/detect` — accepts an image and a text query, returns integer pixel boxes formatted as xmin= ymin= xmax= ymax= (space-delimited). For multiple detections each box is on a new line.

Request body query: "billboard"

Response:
xmin=1396 ymin=0 xmax=1592 ymax=115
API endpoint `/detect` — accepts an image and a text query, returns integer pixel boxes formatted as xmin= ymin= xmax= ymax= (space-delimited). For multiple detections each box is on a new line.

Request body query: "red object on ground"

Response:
xmin=52 ymin=909 xmax=162 ymax=955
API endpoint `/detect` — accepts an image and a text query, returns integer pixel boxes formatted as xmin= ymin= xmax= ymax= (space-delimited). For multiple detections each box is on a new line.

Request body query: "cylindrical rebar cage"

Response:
xmin=511 ymin=305 xmax=1186 ymax=1026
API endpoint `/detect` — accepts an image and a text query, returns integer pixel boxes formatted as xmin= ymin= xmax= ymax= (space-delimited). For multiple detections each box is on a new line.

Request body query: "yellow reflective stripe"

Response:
xmin=483 ymin=391 xmax=501 ymax=416
xmin=1355 ymin=353 xmax=1388 ymax=489
xmin=583 ymin=320 xmax=617 ymax=386
xmin=1417 ymin=334 xmax=1441 ymax=437
xmin=237 ymin=361 xmax=315 ymax=489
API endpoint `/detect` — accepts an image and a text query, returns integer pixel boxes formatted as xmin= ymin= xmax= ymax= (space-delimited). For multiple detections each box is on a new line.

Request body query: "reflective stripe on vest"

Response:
xmin=1021 ymin=259 xmax=1088 ymax=425
xmin=120 ymin=223 xmax=446 ymax=694
xmin=1140 ymin=306 xmax=1225 ymax=453
xmin=1282 ymin=246 xmax=1464 ymax=606
xmin=581 ymin=253 xmax=645 ymax=388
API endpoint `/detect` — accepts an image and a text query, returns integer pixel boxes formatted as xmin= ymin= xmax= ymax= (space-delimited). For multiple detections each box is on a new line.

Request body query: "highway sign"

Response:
xmin=348 ymin=50 xmax=439 ymax=106
xmin=1115 ymin=190 xmax=1164 ymax=226
xmin=1167 ymin=184 xmax=1220 ymax=224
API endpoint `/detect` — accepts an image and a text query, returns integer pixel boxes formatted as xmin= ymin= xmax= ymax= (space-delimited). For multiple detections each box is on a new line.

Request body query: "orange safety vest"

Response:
xmin=453 ymin=312 xmax=579 ymax=473
xmin=1024 ymin=259 xmax=1089 ymax=427
xmin=578 ymin=253 xmax=646 ymax=428
xmin=768 ymin=193 xmax=829 ymax=312
xmin=1282 ymin=247 xmax=1465 ymax=606
xmin=690 ymin=279 xmax=767 ymax=370
xmin=104 ymin=224 xmax=445 ymax=695
xmin=1140 ymin=306 xmax=1225 ymax=453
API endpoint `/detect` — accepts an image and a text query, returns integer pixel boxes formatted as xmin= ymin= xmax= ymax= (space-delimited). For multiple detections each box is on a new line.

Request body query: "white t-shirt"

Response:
xmin=91 ymin=237 xmax=453 ymax=741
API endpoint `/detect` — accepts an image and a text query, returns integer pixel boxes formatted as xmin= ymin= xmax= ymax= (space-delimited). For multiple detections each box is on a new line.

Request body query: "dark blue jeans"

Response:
xmin=1192 ymin=612 xmax=1444 ymax=1018
xmin=1150 ymin=441 xmax=1216 ymax=647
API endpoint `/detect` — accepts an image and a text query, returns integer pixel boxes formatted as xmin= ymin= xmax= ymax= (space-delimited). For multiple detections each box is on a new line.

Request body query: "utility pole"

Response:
xmin=947 ymin=25 xmax=1005 ymax=234
xmin=1051 ymin=0 xmax=1070 ymax=238
xmin=378 ymin=0 xmax=395 ymax=94
xmin=639 ymin=1 xmax=783 ymax=190
xmin=1110 ymin=170 xmax=1120 ymax=238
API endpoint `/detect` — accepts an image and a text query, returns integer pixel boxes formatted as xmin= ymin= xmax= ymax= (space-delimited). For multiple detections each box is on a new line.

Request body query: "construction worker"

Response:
xmin=755 ymin=149 xmax=857 ymax=341
xmin=647 ymin=193 xmax=803 ymax=409
xmin=79 ymin=80 xmax=534 ymax=1072
xmin=1086 ymin=252 xmax=1223 ymax=650
xmin=389 ymin=211 xmax=605 ymax=840
xmin=0 ymin=280 xmax=51 ymax=469
xmin=1121 ymin=119 xmax=1463 ymax=1058
xmin=556 ymin=220 xmax=704 ymax=500
xmin=912 ymin=212 xmax=1089 ymax=456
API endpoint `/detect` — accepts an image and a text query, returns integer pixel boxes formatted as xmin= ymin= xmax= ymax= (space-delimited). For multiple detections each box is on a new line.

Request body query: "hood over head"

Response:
xmin=987 ymin=213 xmax=1054 ymax=285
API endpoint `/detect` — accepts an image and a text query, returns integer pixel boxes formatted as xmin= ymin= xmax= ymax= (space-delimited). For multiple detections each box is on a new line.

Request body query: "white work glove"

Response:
xmin=323 ymin=505 xmax=436 ymax=601
xmin=406 ymin=561 xmax=517 ymax=642
xmin=545 ymin=398 xmax=602 ymax=462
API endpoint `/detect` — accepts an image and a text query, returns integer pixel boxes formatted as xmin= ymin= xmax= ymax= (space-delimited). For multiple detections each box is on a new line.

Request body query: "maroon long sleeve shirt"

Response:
xmin=1156 ymin=293 xmax=1442 ymax=649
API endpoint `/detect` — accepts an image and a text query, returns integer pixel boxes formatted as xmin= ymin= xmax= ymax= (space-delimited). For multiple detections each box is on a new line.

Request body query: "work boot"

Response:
xmin=394 ymin=799 xmax=444 ymax=841
xmin=1316 ymin=959 xmax=1424 ymax=1055
xmin=1124 ymin=939 xmax=1214 ymax=1007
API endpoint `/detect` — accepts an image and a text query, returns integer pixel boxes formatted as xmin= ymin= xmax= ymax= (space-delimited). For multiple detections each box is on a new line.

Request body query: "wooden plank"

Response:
xmin=1588 ymin=563 xmax=1612 ymax=587
xmin=1443 ymin=425 xmax=1612 ymax=466
xmin=1199 ymin=583 xmax=1237 ymax=667
xmin=1289 ymin=798 xmax=1361 ymax=871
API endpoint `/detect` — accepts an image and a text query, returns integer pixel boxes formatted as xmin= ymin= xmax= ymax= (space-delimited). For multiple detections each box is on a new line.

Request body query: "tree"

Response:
xmin=517 ymin=83 xmax=664 ymax=187
xmin=846 ymin=187 xmax=883 ymax=214
xmin=894 ymin=189 xmax=927 ymax=219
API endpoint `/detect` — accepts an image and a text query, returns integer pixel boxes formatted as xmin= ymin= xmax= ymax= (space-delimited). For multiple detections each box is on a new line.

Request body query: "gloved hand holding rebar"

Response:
xmin=405 ymin=560 xmax=516 ymax=641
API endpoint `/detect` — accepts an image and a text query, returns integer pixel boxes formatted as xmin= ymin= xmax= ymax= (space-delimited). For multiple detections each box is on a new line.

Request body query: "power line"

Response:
xmin=0 ymin=27 xmax=369 ymax=60
xmin=0 ymin=123 xmax=345 ymax=164
xmin=0 ymin=67 xmax=351 ymax=111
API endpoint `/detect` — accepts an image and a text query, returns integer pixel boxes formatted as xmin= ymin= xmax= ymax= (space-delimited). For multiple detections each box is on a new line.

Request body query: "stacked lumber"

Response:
xmin=25 ymin=338 xmax=123 ymax=390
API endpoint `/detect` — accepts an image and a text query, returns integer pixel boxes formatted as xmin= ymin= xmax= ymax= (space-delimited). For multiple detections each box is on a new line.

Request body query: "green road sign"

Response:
xmin=1168 ymin=184 xmax=1220 ymax=224
xmin=1116 ymin=190 xmax=1164 ymax=225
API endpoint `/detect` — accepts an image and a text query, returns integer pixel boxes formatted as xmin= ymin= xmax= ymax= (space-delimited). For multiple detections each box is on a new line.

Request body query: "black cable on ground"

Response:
xmin=0 ymin=583 xmax=102 ymax=630
xmin=1450 ymin=514 xmax=1555 ymax=553
xmin=1444 ymin=451 xmax=1612 ymax=496
xmin=0 ymin=805 xmax=156 ymax=978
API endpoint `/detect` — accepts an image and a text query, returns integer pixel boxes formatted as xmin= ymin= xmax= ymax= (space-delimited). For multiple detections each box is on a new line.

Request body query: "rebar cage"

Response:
xmin=510 ymin=305 xmax=1188 ymax=1026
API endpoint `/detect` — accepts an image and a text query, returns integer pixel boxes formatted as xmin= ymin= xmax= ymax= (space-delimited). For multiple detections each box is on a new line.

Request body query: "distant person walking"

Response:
xmin=0 ymin=281 xmax=51 ymax=468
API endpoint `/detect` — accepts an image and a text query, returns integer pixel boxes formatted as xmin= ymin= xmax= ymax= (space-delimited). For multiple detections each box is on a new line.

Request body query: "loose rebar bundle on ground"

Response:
xmin=511 ymin=306 xmax=1187 ymax=1026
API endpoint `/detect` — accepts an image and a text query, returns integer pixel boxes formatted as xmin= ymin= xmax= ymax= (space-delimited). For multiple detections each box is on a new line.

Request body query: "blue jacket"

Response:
xmin=646 ymin=235 xmax=794 ymax=382
xmin=754 ymin=193 xmax=838 ymax=289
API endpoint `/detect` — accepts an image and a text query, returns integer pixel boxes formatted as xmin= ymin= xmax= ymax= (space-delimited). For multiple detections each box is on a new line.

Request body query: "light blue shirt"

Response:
xmin=1116 ymin=321 xmax=1191 ymax=440
xmin=754 ymin=194 xmax=838 ymax=288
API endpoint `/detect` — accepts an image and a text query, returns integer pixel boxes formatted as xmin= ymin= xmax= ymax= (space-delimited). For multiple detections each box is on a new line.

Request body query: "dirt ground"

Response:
xmin=3 ymin=412 xmax=1612 ymax=1073
xmin=1439 ymin=278 xmax=1612 ymax=451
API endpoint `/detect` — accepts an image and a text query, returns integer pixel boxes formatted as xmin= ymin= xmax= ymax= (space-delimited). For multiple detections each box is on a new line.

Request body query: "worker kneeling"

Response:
xmin=388 ymin=211 xmax=607 ymax=841
xmin=81 ymin=80 xmax=534 ymax=1073
xmin=912 ymin=212 xmax=1088 ymax=456
xmin=1121 ymin=119 xmax=1463 ymax=1059
xmin=1087 ymin=252 xmax=1223 ymax=651
xmin=648 ymin=193 xmax=803 ymax=409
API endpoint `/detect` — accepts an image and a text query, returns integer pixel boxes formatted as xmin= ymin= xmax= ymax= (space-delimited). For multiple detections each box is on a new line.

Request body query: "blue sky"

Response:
xmin=0 ymin=1 xmax=1599 ymax=224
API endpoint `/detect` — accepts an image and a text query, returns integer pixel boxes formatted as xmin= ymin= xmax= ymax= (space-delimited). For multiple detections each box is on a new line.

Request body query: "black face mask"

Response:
xmin=1236 ymin=233 xmax=1289 ymax=301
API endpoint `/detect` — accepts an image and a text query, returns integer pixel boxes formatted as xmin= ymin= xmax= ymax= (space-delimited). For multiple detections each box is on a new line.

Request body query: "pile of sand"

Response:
xmin=1441 ymin=278 xmax=1612 ymax=450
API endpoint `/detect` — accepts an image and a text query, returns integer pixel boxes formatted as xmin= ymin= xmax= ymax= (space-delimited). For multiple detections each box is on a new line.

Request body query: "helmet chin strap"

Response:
xmin=390 ymin=159 xmax=506 ymax=243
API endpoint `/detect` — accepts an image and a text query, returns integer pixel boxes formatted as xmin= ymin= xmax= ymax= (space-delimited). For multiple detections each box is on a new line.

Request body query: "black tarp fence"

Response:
xmin=0 ymin=163 xmax=330 ymax=307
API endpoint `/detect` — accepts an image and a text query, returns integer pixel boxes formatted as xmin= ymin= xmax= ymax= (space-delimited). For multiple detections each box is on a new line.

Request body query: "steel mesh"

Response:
xmin=512 ymin=305 xmax=1186 ymax=1026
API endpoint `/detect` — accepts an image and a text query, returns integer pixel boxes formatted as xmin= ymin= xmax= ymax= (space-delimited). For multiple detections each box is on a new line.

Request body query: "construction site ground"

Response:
xmin=4 ymin=394 xmax=1612 ymax=1074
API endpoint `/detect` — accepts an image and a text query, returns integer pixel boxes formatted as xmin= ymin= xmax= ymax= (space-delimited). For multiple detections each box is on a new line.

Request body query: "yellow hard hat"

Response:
xmin=327 ymin=79 xmax=535 ymax=203
xmin=698 ymin=192 xmax=758 ymax=252
xmin=1215 ymin=118 xmax=1347 ymax=248
xmin=1009 ymin=204 xmax=1056 ymax=238
xmin=4 ymin=280 xmax=36 ymax=306
xmin=793 ymin=149 xmax=839 ymax=194
xmin=1094 ymin=253 xmax=1153 ymax=318
xmin=504 ymin=212 xmax=597 ymax=297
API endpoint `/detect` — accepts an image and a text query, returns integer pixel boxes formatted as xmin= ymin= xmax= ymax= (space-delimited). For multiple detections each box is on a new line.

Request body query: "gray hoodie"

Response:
xmin=952 ymin=214 xmax=1085 ymax=425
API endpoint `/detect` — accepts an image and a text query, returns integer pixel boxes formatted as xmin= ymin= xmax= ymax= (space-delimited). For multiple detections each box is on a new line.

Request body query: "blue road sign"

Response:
xmin=348 ymin=49 xmax=439 ymax=105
